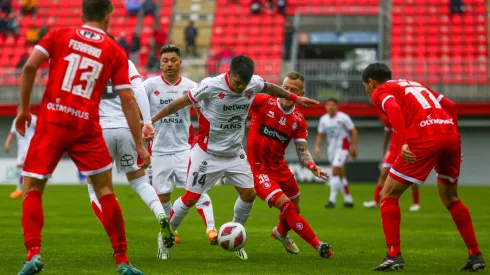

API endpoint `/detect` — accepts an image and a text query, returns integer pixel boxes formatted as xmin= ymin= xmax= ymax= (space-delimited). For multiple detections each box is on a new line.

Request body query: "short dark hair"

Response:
xmin=286 ymin=72 xmax=304 ymax=83
xmin=361 ymin=62 xmax=392 ymax=83
xmin=160 ymin=44 xmax=181 ymax=57
xmin=326 ymin=98 xmax=338 ymax=104
xmin=82 ymin=0 xmax=114 ymax=22
xmin=230 ymin=55 xmax=254 ymax=83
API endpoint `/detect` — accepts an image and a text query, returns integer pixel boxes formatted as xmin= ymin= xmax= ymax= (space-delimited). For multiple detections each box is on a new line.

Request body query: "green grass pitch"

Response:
xmin=1 ymin=184 xmax=488 ymax=275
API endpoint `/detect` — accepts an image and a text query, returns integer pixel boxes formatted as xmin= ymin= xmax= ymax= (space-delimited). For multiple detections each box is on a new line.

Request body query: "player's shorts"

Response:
xmin=389 ymin=133 xmax=461 ymax=185
xmin=103 ymin=128 xmax=139 ymax=174
xmin=382 ymin=150 xmax=399 ymax=168
xmin=254 ymin=168 xmax=300 ymax=207
xmin=22 ymin=123 xmax=112 ymax=179
xmin=185 ymin=145 xmax=253 ymax=194
xmin=149 ymin=150 xmax=191 ymax=194
xmin=328 ymin=149 xmax=350 ymax=167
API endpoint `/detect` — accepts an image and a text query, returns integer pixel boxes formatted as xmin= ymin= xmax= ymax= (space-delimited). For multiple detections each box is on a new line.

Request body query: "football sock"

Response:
xmin=412 ymin=188 xmax=420 ymax=205
xmin=129 ymin=176 xmax=166 ymax=220
xmin=23 ymin=191 xmax=43 ymax=261
xmin=328 ymin=176 xmax=340 ymax=203
xmin=232 ymin=197 xmax=254 ymax=225
xmin=447 ymin=199 xmax=481 ymax=257
xmin=277 ymin=212 xmax=291 ymax=236
xmin=380 ymin=197 xmax=401 ymax=258
xmin=162 ymin=201 xmax=172 ymax=216
xmin=169 ymin=197 xmax=191 ymax=231
xmin=280 ymin=201 xmax=320 ymax=249
xmin=196 ymin=193 xmax=216 ymax=231
xmin=341 ymin=177 xmax=353 ymax=203
xmin=374 ymin=185 xmax=383 ymax=204
xmin=87 ymin=183 xmax=103 ymax=224
xmin=99 ymin=194 xmax=128 ymax=265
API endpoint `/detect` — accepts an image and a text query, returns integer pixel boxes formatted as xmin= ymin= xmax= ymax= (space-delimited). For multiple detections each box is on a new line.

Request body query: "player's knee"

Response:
xmin=239 ymin=188 xmax=256 ymax=203
xmin=272 ymin=193 xmax=288 ymax=209
xmin=332 ymin=167 xmax=342 ymax=176
xmin=159 ymin=193 xmax=171 ymax=203
xmin=182 ymin=191 xmax=201 ymax=207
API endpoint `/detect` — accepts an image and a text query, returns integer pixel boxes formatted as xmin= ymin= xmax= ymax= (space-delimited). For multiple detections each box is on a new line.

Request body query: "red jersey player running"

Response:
xmin=363 ymin=113 xmax=421 ymax=211
xmin=248 ymin=72 xmax=333 ymax=258
xmin=15 ymin=1 xmax=150 ymax=274
xmin=362 ymin=63 xmax=485 ymax=272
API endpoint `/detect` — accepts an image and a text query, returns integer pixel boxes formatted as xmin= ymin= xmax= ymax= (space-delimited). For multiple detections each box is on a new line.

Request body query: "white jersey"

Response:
xmin=10 ymin=115 xmax=37 ymax=161
xmin=99 ymin=60 xmax=151 ymax=128
xmin=318 ymin=111 xmax=355 ymax=156
xmin=144 ymin=75 xmax=197 ymax=155
xmin=188 ymin=73 xmax=267 ymax=156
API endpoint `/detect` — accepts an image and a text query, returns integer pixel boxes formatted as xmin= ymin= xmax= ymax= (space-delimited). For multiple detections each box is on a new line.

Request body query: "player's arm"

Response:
xmin=264 ymin=83 xmax=319 ymax=107
xmin=349 ymin=127 xmax=358 ymax=159
xmin=295 ymin=141 xmax=328 ymax=180
xmin=118 ymin=89 xmax=145 ymax=146
xmin=131 ymin=77 xmax=154 ymax=141
xmin=152 ymin=95 xmax=193 ymax=124
xmin=314 ymin=132 xmax=325 ymax=158
xmin=4 ymin=132 xmax=15 ymax=153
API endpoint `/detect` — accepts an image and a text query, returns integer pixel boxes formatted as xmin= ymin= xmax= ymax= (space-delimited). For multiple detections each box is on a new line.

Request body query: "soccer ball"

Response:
xmin=217 ymin=222 xmax=247 ymax=251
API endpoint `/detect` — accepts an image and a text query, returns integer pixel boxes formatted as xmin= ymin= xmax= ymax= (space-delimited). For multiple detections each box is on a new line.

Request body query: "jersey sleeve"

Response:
xmin=188 ymin=78 xmax=212 ymax=103
xmin=128 ymin=60 xmax=141 ymax=81
xmin=249 ymin=94 xmax=270 ymax=116
xmin=251 ymin=75 xmax=268 ymax=93
xmin=342 ymin=113 xmax=355 ymax=131
xmin=111 ymin=47 xmax=131 ymax=91
xmin=132 ymin=77 xmax=152 ymax=124
xmin=294 ymin=118 xmax=308 ymax=143
xmin=10 ymin=119 xmax=16 ymax=134
xmin=317 ymin=116 xmax=326 ymax=133
xmin=371 ymin=87 xmax=394 ymax=112
xmin=35 ymin=29 xmax=56 ymax=58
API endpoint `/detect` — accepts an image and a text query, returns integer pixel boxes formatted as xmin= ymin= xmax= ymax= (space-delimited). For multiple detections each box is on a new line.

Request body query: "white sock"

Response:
xmin=162 ymin=201 xmax=172 ymax=217
xmin=232 ymin=197 xmax=254 ymax=225
xmin=340 ymin=177 xmax=353 ymax=203
xmin=87 ymin=183 xmax=101 ymax=210
xmin=329 ymin=176 xmax=340 ymax=204
xmin=129 ymin=176 xmax=166 ymax=220
xmin=17 ymin=175 xmax=23 ymax=191
xmin=170 ymin=197 xmax=191 ymax=231
xmin=196 ymin=193 xmax=216 ymax=232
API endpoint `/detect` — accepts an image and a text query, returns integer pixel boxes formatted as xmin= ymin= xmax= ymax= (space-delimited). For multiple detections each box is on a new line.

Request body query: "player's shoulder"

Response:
xmin=337 ymin=111 xmax=351 ymax=119
xmin=143 ymin=75 xmax=161 ymax=85
xmin=292 ymin=107 xmax=306 ymax=121
xmin=319 ymin=113 xmax=330 ymax=122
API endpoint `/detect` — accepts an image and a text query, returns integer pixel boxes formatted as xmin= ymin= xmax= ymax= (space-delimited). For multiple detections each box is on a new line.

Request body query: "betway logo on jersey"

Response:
xmin=160 ymin=99 xmax=173 ymax=105
xmin=419 ymin=115 xmax=454 ymax=127
xmin=220 ymin=115 xmax=243 ymax=129
xmin=259 ymin=124 xmax=290 ymax=144
xmin=223 ymin=104 xmax=250 ymax=112
xmin=46 ymin=99 xmax=89 ymax=120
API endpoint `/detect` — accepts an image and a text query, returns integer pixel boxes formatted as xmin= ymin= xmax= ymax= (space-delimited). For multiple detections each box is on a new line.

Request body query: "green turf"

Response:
xmin=1 ymin=184 xmax=488 ymax=275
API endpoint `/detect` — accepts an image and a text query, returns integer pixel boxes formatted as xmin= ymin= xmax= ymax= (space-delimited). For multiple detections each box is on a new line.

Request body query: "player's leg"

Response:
xmin=10 ymin=162 xmax=24 ymax=199
xmin=409 ymin=184 xmax=421 ymax=211
xmin=325 ymin=154 xmax=338 ymax=208
xmin=195 ymin=193 xmax=218 ymax=244
xmin=337 ymin=167 xmax=354 ymax=207
xmin=364 ymin=166 xmax=389 ymax=208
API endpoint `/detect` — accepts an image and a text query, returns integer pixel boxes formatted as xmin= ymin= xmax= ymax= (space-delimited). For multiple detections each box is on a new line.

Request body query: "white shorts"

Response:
xmin=16 ymin=153 xmax=26 ymax=168
xmin=328 ymin=149 xmax=350 ymax=168
xmin=149 ymin=150 xmax=191 ymax=195
xmin=103 ymin=128 xmax=139 ymax=174
xmin=186 ymin=145 xmax=253 ymax=194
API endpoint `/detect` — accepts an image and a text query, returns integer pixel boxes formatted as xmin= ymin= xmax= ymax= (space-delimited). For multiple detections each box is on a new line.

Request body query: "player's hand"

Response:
xmin=4 ymin=143 xmax=10 ymax=153
xmin=142 ymin=123 xmax=155 ymax=141
xmin=136 ymin=145 xmax=151 ymax=169
xmin=310 ymin=165 xmax=329 ymax=180
xmin=15 ymin=110 xmax=32 ymax=137
xmin=295 ymin=96 xmax=320 ymax=108
xmin=315 ymin=147 xmax=321 ymax=158
xmin=401 ymin=144 xmax=416 ymax=163
xmin=349 ymin=145 xmax=357 ymax=159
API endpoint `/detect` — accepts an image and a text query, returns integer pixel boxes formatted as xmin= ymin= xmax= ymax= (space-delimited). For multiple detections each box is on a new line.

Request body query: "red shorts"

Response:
xmin=22 ymin=123 xmax=112 ymax=179
xmin=389 ymin=134 xmax=461 ymax=185
xmin=254 ymin=168 xmax=300 ymax=207
xmin=382 ymin=150 xmax=399 ymax=168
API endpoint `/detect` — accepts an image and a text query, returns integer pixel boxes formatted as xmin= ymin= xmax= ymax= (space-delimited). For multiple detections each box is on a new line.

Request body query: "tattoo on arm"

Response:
xmin=265 ymin=83 xmax=291 ymax=99
xmin=296 ymin=141 xmax=314 ymax=167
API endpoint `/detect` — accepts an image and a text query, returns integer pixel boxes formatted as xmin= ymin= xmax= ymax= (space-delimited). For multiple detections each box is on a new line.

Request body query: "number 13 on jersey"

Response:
xmin=62 ymin=53 xmax=103 ymax=99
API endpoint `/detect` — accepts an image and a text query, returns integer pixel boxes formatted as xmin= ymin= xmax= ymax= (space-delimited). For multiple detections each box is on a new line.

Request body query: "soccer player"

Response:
xmin=315 ymin=98 xmax=358 ymax=208
xmin=144 ymin=44 xmax=217 ymax=259
xmin=363 ymin=113 xmax=421 ymax=211
xmin=4 ymin=114 xmax=37 ymax=199
xmin=151 ymin=55 xmax=318 ymax=260
xmin=248 ymin=72 xmax=333 ymax=258
xmin=362 ymin=63 xmax=485 ymax=272
xmin=86 ymin=57 xmax=175 ymax=256
xmin=15 ymin=1 xmax=148 ymax=274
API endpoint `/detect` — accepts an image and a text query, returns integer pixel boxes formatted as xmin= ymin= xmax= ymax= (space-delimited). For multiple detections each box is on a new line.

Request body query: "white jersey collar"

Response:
xmin=276 ymin=98 xmax=295 ymax=115
xmin=81 ymin=24 xmax=106 ymax=34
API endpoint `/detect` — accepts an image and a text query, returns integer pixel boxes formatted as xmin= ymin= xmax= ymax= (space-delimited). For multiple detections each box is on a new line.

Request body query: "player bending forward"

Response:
xmin=362 ymin=63 xmax=485 ymax=272
xmin=16 ymin=1 xmax=148 ymax=274
xmin=363 ymin=113 xmax=420 ymax=211
xmin=85 ymin=57 xmax=175 ymax=255
xmin=151 ymin=55 xmax=318 ymax=260
xmin=144 ymin=45 xmax=217 ymax=259
xmin=315 ymin=98 xmax=358 ymax=208
xmin=248 ymin=72 xmax=333 ymax=258
xmin=4 ymin=114 xmax=37 ymax=199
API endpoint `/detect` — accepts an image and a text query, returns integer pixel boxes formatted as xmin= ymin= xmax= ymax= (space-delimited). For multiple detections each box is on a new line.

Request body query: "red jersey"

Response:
xmin=247 ymin=94 xmax=308 ymax=169
xmin=371 ymin=79 xmax=457 ymax=143
xmin=35 ymin=25 xmax=130 ymax=133
xmin=379 ymin=113 xmax=399 ymax=154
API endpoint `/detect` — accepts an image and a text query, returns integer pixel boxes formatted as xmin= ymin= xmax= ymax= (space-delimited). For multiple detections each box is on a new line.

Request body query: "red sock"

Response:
xmin=276 ymin=212 xmax=291 ymax=236
xmin=23 ymin=191 xmax=44 ymax=261
xmin=412 ymin=188 xmax=419 ymax=205
xmin=380 ymin=197 xmax=401 ymax=257
xmin=91 ymin=201 xmax=104 ymax=224
xmin=343 ymin=185 xmax=351 ymax=195
xmin=281 ymin=201 xmax=320 ymax=249
xmin=196 ymin=208 xmax=207 ymax=228
xmin=374 ymin=185 xmax=383 ymax=204
xmin=447 ymin=200 xmax=481 ymax=257
xmin=99 ymin=194 xmax=128 ymax=265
